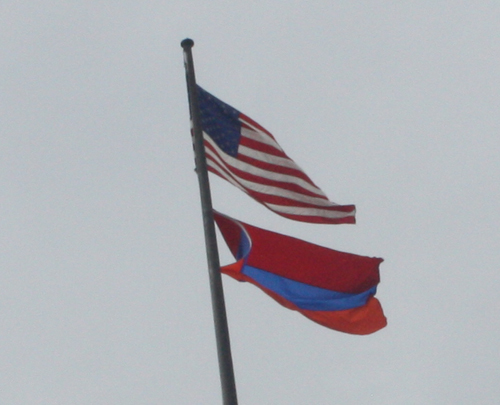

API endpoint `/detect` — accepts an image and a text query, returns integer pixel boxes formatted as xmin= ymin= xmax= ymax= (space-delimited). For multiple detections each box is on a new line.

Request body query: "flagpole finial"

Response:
xmin=181 ymin=38 xmax=194 ymax=49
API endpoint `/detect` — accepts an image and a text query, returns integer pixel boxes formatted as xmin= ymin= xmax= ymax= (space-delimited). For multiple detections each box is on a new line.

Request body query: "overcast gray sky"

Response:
xmin=1 ymin=2 xmax=499 ymax=404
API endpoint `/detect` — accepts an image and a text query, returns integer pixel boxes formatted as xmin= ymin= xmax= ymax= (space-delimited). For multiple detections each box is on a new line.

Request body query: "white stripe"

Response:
xmin=207 ymin=159 xmax=247 ymax=192
xmin=237 ymin=144 xmax=305 ymax=172
xmin=204 ymin=134 xmax=326 ymax=197
xmin=264 ymin=203 xmax=355 ymax=219
xmin=210 ymin=162 xmax=353 ymax=220
xmin=240 ymin=125 xmax=283 ymax=152
xmin=206 ymin=148 xmax=337 ymax=207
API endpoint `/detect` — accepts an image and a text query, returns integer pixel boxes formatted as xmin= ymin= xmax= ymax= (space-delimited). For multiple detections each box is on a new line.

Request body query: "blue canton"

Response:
xmin=197 ymin=85 xmax=241 ymax=157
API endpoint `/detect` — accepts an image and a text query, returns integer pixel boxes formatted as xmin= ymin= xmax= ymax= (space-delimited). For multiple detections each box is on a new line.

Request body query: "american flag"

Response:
xmin=197 ymin=85 xmax=356 ymax=224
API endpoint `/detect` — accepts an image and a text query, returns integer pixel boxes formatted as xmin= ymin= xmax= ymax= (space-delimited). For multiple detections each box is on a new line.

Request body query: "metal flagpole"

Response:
xmin=181 ymin=38 xmax=238 ymax=405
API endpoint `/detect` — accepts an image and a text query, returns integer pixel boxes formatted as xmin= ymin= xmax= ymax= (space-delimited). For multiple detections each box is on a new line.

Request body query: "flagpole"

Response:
xmin=181 ymin=38 xmax=238 ymax=405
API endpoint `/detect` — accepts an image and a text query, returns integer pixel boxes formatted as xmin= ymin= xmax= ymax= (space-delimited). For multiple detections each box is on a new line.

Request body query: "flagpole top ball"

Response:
xmin=181 ymin=38 xmax=194 ymax=49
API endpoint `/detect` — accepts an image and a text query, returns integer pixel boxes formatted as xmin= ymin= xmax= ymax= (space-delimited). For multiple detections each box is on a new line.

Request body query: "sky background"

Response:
xmin=1 ymin=2 xmax=499 ymax=404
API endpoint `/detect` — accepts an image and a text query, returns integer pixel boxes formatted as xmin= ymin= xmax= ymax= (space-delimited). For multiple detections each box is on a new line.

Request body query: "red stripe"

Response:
xmin=205 ymin=139 xmax=324 ymax=194
xmin=205 ymin=140 xmax=329 ymax=199
xmin=207 ymin=163 xmax=331 ymax=209
xmin=243 ymin=190 xmax=352 ymax=211
xmin=236 ymin=153 xmax=317 ymax=185
xmin=204 ymin=135 xmax=356 ymax=224
xmin=239 ymin=113 xmax=276 ymax=139
xmin=206 ymin=157 xmax=355 ymax=221
xmin=206 ymin=164 xmax=355 ymax=222
xmin=219 ymin=164 xmax=329 ymax=199
xmin=239 ymin=135 xmax=290 ymax=159
xmin=274 ymin=212 xmax=356 ymax=224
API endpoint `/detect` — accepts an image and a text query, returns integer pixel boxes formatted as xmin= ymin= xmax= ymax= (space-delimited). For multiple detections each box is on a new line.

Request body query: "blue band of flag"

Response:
xmin=242 ymin=265 xmax=377 ymax=311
